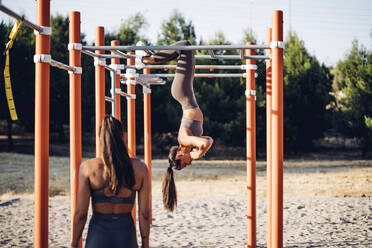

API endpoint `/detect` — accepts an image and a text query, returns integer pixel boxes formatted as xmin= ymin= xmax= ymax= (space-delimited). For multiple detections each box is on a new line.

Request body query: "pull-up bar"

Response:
xmin=195 ymin=54 xmax=270 ymax=60
xmin=144 ymin=65 xmax=250 ymax=70
xmin=50 ymin=59 xmax=80 ymax=73
xmin=121 ymin=73 xmax=247 ymax=79
xmin=82 ymin=48 xmax=270 ymax=61
xmin=82 ymin=44 xmax=270 ymax=51
xmin=0 ymin=2 xmax=44 ymax=32
xmin=81 ymin=49 xmax=123 ymax=59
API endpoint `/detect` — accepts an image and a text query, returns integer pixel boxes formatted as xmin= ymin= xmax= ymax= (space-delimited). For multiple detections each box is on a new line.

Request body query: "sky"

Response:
xmin=1 ymin=0 xmax=371 ymax=67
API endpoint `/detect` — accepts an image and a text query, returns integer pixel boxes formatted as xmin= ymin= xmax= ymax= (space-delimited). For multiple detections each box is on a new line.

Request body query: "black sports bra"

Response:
xmin=91 ymin=180 xmax=136 ymax=204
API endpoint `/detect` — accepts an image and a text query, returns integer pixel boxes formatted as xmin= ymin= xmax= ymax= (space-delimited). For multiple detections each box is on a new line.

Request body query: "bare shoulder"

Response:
xmin=80 ymin=158 xmax=104 ymax=174
xmin=131 ymin=158 xmax=149 ymax=181
xmin=131 ymin=158 xmax=148 ymax=172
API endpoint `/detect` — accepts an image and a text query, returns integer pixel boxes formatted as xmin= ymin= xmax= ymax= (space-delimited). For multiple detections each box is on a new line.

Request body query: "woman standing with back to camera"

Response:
xmin=71 ymin=115 xmax=150 ymax=248
xmin=136 ymin=40 xmax=214 ymax=212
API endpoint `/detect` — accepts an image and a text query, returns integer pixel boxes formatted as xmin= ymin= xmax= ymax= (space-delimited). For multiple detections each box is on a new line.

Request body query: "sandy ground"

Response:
xmin=0 ymin=152 xmax=371 ymax=247
xmin=0 ymin=196 xmax=370 ymax=247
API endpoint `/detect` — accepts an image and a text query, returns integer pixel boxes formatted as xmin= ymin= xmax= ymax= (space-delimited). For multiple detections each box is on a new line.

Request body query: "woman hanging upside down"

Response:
xmin=137 ymin=40 xmax=214 ymax=211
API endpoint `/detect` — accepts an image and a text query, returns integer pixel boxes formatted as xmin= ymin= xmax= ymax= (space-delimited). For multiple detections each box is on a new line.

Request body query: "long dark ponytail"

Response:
xmin=162 ymin=145 xmax=180 ymax=212
xmin=100 ymin=115 xmax=135 ymax=195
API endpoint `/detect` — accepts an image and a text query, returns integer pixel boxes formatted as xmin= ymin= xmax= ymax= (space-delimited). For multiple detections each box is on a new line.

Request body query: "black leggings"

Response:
xmin=147 ymin=40 xmax=198 ymax=110
xmin=85 ymin=212 xmax=137 ymax=248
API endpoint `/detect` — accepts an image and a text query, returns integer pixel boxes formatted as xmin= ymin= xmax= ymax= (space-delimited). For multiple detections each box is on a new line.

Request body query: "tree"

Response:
xmin=283 ymin=32 xmax=334 ymax=153
xmin=106 ymin=13 xmax=149 ymax=45
xmin=50 ymin=15 xmax=71 ymax=141
xmin=157 ymin=9 xmax=196 ymax=45
xmin=242 ymin=28 xmax=257 ymax=44
xmin=333 ymin=40 xmax=372 ymax=156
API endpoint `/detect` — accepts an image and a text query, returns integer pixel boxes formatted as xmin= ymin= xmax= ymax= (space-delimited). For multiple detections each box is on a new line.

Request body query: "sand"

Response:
xmin=0 ymin=196 xmax=370 ymax=247
xmin=0 ymin=152 xmax=371 ymax=247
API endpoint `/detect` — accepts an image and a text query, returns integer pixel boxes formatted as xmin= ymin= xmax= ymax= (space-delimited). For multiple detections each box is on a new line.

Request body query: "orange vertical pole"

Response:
xmin=34 ymin=0 xmax=50 ymax=247
xmin=127 ymin=53 xmax=137 ymax=225
xmin=95 ymin=27 xmax=105 ymax=157
xmin=266 ymin=27 xmax=273 ymax=248
xmin=69 ymin=11 xmax=82 ymax=248
xmin=245 ymin=42 xmax=256 ymax=248
xmin=143 ymin=68 xmax=152 ymax=224
xmin=271 ymin=10 xmax=284 ymax=248
xmin=111 ymin=40 xmax=121 ymax=120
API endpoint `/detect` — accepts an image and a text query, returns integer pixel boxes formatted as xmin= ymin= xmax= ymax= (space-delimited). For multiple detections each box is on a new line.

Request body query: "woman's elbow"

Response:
xmin=204 ymin=137 xmax=213 ymax=147
xmin=74 ymin=210 xmax=88 ymax=222
xmin=139 ymin=209 xmax=150 ymax=221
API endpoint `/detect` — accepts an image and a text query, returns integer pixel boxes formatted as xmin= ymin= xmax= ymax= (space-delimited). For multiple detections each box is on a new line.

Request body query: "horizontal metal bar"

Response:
xmin=82 ymin=44 xmax=270 ymax=51
xmin=137 ymin=73 xmax=246 ymax=78
xmin=118 ymin=54 xmax=269 ymax=61
xmin=116 ymin=89 xmax=130 ymax=97
xmin=143 ymin=65 xmax=245 ymax=70
xmin=195 ymin=54 xmax=270 ymax=60
xmin=50 ymin=59 xmax=75 ymax=72
xmin=83 ymin=49 xmax=269 ymax=61
xmin=81 ymin=50 xmax=123 ymax=59
xmin=104 ymin=64 xmax=116 ymax=73
xmin=0 ymin=3 xmax=43 ymax=32
xmin=112 ymin=50 xmax=136 ymax=59
xmin=105 ymin=96 xmax=114 ymax=103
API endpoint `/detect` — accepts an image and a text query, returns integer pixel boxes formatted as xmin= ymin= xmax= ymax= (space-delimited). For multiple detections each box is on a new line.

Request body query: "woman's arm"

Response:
xmin=178 ymin=130 xmax=213 ymax=159
xmin=71 ymin=163 xmax=91 ymax=247
xmin=137 ymin=162 xmax=150 ymax=248
xmin=189 ymin=136 xmax=213 ymax=159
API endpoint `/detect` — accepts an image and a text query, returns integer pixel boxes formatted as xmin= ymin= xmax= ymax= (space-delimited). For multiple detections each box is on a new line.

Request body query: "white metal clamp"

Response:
xmin=245 ymin=90 xmax=257 ymax=101
xmin=68 ymin=43 xmax=82 ymax=51
xmin=94 ymin=57 xmax=106 ymax=66
xmin=33 ymin=54 xmax=51 ymax=64
xmin=68 ymin=67 xmax=82 ymax=74
xmin=270 ymin=41 xmax=284 ymax=49
xmin=34 ymin=26 xmax=52 ymax=36
xmin=125 ymin=68 xmax=138 ymax=79
xmin=241 ymin=64 xmax=258 ymax=70
xmin=127 ymin=94 xmax=136 ymax=100
xmin=143 ymin=85 xmax=151 ymax=94
xmin=125 ymin=80 xmax=137 ymax=85
xmin=109 ymin=64 xmax=125 ymax=74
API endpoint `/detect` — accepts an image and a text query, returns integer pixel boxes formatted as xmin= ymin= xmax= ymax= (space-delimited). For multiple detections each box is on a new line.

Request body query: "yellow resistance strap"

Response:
xmin=4 ymin=20 xmax=23 ymax=121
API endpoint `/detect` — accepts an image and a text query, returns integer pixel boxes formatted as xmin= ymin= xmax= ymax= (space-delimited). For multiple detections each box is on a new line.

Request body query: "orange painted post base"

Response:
xmin=69 ymin=10 xmax=82 ymax=248
xmin=127 ymin=53 xmax=137 ymax=225
xmin=34 ymin=0 xmax=50 ymax=247
xmin=266 ymin=27 xmax=273 ymax=248
xmin=246 ymin=42 xmax=256 ymax=248
xmin=271 ymin=10 xmax=284 ymax=248
xmin=143 ymin=68 xmax=152 ymax=224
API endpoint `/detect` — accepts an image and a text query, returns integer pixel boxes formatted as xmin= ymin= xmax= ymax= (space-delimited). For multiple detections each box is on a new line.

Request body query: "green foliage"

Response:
xmin=283 ymin=32 xmax=334 ymax=153
xmin=157 ymin=10 xmax=196 ymax=45
xmin=50 ymin=15 xmax=70 ymax=141
xmin=3 ymin=9 xmax=370 ymax=157
xmin=333 ymin=40 xmax=372 ymax=155
xmin=242 ymin=28 xmax=257 ymax=44
xmin=365 ymin=116 xmax=372 ymax=130
xmin=106 ymin=13 xmax=149 ymax=45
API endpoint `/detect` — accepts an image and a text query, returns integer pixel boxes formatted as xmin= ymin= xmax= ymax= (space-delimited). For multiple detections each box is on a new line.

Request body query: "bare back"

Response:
xmin=84 ymin=157 xmax=149 ymax=214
